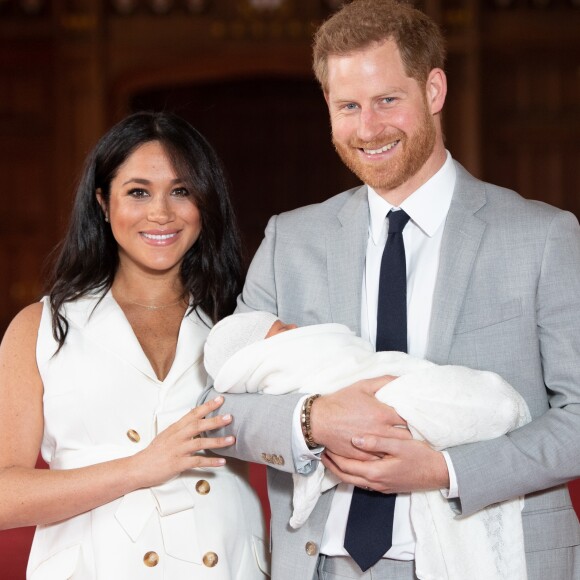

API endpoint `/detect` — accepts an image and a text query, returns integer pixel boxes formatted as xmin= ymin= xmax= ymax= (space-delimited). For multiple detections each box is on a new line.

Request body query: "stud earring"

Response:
xmin=104 ymin=214 xmax=109 ymax=223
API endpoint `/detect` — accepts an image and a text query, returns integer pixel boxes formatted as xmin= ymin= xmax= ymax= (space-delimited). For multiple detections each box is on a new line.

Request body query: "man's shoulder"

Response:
xmin=482 ymin=185 xmax=579 ymax=240
xmin=457 ymin=164 xmax=572 ymax=226
xmin=276 ymin=184 xmax=365 ymax=226
xmin=483 ymin=182 xmax=564 ymax=218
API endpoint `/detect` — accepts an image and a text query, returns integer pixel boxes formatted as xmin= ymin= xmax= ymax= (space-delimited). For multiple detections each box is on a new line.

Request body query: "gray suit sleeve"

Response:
xmin=201 ymin=216 xmax=303 ymax=473
xmin=448 ymin=211 xmax=580 ymax=515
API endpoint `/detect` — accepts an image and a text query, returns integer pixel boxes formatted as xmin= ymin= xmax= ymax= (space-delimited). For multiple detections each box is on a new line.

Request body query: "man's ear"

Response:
xmin=425 ymin=68 xmax=447 ymax=115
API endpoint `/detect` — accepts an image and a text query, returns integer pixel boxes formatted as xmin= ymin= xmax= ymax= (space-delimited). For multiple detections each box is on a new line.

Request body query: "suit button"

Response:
xmin=195 ymin=480 xmax=211 ymax=495
xmin=305 ymin=541 xmax=317 ymax=556
xmin=143 ymin=551 xmax=159 ymax=567
xmin=203 ymin=552 xmax=219 ymax=567
xmin=127 ymin=429 xmax=140 ymax=443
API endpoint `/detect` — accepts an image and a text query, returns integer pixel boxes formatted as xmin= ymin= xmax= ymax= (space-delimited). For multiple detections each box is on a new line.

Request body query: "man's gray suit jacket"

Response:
xmin=210 ymin=162 xmax=580 ymax=579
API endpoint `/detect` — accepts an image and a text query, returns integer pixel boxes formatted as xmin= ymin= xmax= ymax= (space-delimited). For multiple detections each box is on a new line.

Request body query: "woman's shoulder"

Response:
xmin=7 ymin=301 xmax=44 ymax=333
xmin=0 ymin=301 xmax=44 ymax=357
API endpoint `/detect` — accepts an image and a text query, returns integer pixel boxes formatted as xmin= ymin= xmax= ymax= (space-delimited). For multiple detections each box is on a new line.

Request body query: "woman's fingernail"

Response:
xmin=216 ymin=458 xmax=226 ymax=465
xmin=352 ymin=436 xmax=365 ymax=447
xmin=225 ymin=436 xmax=235 ymax=443
xmin=214 ymin=395 xmax=224 ymax=403
xmin=222 ymin=414 xmax=232 ymax=421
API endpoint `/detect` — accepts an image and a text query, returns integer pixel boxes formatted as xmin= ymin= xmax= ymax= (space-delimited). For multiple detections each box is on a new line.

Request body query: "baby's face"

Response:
xmin=265 ymin=319 xmax=298 ymax=339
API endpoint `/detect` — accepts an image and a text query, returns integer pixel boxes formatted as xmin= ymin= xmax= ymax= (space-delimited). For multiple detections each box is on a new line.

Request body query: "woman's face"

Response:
xmin=99 ymin=140 xmax=202 ymax=276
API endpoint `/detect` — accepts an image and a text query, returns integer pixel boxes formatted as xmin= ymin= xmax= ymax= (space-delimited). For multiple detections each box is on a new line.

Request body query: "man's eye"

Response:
xmin=382 ymin=97 xmax=396 ymax=104
xmin=345 ymin=103 xmax=358 ymax=110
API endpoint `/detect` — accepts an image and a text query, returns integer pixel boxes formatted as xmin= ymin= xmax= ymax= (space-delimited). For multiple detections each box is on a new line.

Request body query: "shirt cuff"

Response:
xmin=291 ymin=395 xmax=324 ymax=474
xmin=440 ymin=450 xmax=459 ymax=499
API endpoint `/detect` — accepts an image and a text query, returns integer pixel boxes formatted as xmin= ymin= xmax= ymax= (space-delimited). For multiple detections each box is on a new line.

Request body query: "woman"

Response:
xmin=0 ymin=112 xmax=269 ymax=579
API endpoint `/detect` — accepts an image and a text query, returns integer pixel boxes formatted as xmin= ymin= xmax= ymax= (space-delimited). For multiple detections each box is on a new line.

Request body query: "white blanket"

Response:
xmin=211 ymin=323 xmax=531 ymax=580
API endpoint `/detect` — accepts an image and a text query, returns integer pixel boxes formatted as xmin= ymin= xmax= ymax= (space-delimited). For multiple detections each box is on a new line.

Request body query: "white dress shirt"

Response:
xmin=292 ymin=152 xmax=457 ymax=560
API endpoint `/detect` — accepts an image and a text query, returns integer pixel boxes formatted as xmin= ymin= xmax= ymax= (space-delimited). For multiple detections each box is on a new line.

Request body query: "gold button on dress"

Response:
xmin=143 ymin=551 xmax=159 ymax=567
xmin=126 ymin=429 xmax=140 ymax=443
xmin=202 ymin=552 xmax=219 ymax=567
xmin=195 ymin=480 xmax=211 ymax=495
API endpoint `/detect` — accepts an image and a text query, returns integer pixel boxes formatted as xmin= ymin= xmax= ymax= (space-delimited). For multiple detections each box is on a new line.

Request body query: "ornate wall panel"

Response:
xmin=0 ymin=37 xmax=57 ymax=330
xmin=481 ymin=5 xmax=580 ymax=214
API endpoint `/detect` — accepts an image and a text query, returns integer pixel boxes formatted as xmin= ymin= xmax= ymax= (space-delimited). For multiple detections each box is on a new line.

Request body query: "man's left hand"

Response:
xmin=322 ymin=435 xmax=450 ymax=493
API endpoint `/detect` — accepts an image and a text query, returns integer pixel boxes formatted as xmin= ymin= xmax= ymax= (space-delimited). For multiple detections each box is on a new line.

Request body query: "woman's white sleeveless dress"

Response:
xmin=27 ymin=292 xmax=269 ymax=579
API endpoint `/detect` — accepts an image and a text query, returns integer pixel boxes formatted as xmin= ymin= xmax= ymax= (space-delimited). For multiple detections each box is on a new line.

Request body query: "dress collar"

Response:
xmin=63 ymin=290 xmax=210 ymax=385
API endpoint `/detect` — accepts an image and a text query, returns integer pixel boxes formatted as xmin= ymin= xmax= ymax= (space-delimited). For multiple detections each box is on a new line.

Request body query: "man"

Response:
xmin=207 ymin=1 xmax=580 ymax=578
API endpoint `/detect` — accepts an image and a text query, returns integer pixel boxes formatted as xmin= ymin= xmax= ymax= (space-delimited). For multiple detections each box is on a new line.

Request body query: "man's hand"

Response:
xmin=322 ymin=435 xmax=450 ymax=493
xmin=309 ymin=375 xmax=412 ymax=460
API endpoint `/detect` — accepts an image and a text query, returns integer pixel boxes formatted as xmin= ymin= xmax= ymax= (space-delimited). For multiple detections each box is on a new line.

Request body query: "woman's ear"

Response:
xmin=96 ymin=188 xmax=109 ymax=223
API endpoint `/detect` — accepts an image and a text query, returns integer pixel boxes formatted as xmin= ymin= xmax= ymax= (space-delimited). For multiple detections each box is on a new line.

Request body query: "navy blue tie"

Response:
xmin=344 ymin=209 xmax=411 ymax=572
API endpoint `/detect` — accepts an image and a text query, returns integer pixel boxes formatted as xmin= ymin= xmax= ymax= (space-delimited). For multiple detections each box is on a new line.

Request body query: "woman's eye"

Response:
xmin=128 ymin=188 xmax=148 ymax=198
xmin=172 ymin=188 xmax=190 ymax=197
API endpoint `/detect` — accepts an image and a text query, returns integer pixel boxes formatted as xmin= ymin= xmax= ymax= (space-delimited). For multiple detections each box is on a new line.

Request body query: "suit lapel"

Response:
xmin=426 ymin=163 xmax=488 ymax=364
xmin=326 ymin=186 xmax=369 ymax=336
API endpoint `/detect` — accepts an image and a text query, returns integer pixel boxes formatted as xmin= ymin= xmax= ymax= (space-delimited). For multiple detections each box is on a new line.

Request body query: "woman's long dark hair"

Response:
xmin=48 ymin=111 xmax=243 ymax=348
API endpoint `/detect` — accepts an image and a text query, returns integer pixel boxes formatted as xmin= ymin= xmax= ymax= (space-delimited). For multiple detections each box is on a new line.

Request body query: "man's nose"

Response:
xmin=357 ymin=108 xmax=383 ymax=143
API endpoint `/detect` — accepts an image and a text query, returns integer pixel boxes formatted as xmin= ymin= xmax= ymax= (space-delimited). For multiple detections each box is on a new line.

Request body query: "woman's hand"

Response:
xmin=130 ymin=395 xmax=235 ymax=489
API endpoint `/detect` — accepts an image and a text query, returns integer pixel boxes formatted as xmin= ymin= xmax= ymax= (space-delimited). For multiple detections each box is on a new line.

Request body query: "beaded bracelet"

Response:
xmin=300 ymin=394 xmax=321 ymax=449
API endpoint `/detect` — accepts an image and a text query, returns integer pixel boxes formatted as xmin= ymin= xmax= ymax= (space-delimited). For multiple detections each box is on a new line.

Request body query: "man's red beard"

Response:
xmin=332 ymin=103 xmax=436 ymax=193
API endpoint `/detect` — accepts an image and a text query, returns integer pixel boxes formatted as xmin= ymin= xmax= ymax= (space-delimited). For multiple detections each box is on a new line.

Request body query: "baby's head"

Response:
xmin=265 ymin=318 xmax=298 ymax=338
xmin=204 ymin=311 xmax=297 ymax=380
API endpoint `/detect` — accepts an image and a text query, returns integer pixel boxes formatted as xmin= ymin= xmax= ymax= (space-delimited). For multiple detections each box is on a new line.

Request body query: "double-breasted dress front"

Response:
xmin=27 ymin=292 xmax=269 ymax=580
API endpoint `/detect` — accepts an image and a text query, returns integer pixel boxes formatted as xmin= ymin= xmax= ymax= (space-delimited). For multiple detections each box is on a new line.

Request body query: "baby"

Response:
xmin=204 ymin=312 xmax=530 ymax=580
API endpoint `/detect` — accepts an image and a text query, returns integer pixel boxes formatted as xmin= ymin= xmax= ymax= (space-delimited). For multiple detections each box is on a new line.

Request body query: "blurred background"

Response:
xmin=0 ymin=0 xmax=579 ymax=575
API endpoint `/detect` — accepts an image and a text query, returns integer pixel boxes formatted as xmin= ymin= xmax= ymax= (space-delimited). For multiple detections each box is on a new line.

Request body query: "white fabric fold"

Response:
xmin=114 ymin=488 xmax=156 ymax=542
xmin=28 ymin=545 xmax=81 ymax=580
